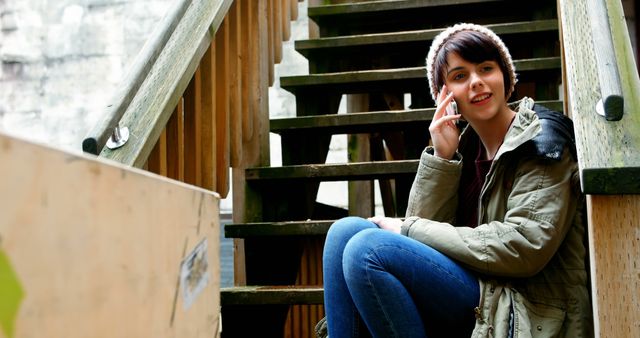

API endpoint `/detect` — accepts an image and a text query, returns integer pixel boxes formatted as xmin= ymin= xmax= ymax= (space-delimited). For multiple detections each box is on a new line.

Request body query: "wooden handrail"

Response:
xmin=82 ymin=0 xmax=192 ymax=155
xmin=559 ymin=0 xmax=640 ymax=194
xmin=559 ymin=1 xmax=640 ymax=337
xmin=97 ymin=0 xmax=233 ymax=167
xmin=81 ymin=0 xmax=295 ymax=198
xmin=586 ymin=0 xmax=624 ymax=121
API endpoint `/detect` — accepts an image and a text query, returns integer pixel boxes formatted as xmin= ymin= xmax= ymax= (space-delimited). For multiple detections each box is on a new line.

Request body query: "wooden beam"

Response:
xmin=0 ymin=131 xmax=220 ymax=337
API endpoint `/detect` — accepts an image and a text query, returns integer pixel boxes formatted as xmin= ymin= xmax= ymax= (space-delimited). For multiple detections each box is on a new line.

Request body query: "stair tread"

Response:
xmin=271 ymin=100 xmax=564 ymax=134
xmin=221 ymin=285 xmax=324 ymax=305
xmin=308 ymin=0 xmax=503 ymax=18
xmin=280 ymin=57 xmax=561 ymax=94
xmin=296 ymin=19 xmax=558 ymax=55
xmin=225 ymin=220 xmax=334 ymax=237
xmin=246 ymin=160 xmax=420 ymax=181
xmin=271 ymin=108 xmax=433 ymax=134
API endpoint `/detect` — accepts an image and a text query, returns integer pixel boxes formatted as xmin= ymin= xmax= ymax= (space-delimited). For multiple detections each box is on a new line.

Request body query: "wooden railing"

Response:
xmin=558 ymin=0 xmax=640 ymax=336
xmin=82 ymin=0 xmax=299 ymax=198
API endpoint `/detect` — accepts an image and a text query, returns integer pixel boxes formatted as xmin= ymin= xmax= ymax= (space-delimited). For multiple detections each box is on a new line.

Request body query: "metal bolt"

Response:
xmin=106 ymin=124 xmax=129 ymax=150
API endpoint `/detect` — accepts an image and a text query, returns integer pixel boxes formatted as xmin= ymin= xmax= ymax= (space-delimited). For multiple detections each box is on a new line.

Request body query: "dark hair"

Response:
xmin=433 ymin=30 xmax=512 ymax=98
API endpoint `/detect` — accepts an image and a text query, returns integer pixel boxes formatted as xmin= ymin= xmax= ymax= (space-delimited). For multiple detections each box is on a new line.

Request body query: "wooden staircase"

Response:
xmin=221 ymin=0 xmax=563 ymax=337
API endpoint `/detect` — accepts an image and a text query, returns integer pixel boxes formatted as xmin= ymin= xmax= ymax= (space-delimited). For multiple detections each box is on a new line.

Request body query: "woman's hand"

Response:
xmin=429 ymin=85 xmax=462 ymax=160
xmin=369 ymin=216 xmax=402 ymax=234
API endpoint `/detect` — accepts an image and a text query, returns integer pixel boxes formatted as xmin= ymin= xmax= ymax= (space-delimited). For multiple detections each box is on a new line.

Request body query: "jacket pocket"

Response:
xmin=513 ymin=292 xmax=566 ymax=338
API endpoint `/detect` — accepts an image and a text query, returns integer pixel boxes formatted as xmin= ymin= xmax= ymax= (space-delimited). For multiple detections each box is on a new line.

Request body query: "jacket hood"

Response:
xmin=459 ymin=97 xmax=576 ymax=162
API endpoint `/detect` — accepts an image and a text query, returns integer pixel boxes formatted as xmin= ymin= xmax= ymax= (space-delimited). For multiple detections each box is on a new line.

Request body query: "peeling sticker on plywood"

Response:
xmin=180 ymin=239 xmax=209 ymax=310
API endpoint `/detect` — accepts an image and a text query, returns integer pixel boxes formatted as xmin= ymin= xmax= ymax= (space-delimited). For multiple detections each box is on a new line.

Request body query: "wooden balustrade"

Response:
xmin=85 ymin=0 xmax=301 ymax=200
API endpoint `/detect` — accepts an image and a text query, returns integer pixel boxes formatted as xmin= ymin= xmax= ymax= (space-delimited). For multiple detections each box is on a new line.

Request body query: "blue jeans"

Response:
xmin=323 ymin=216 xmax=480 ymax=338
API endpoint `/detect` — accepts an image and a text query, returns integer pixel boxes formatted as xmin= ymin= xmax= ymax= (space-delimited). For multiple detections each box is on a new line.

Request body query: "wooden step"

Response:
xmin=246 ymin=160 xmax=419 ymax=182
xmin=221 ymin=286 xmax=324 ymax=305
xmin=225 ymin=220 xmax=334 ymax=237
xmin=272 ymin=108 xmax=432 ymax=134
xmin=280 ymin=57 xmax=561 ymax=95
xmin=297 ymin=20 xmax=559 ymax=72
xmin=270 ymin=100 xmax=564 ymax=135
xmin=308 ymin=0 xmax=557 ymax=37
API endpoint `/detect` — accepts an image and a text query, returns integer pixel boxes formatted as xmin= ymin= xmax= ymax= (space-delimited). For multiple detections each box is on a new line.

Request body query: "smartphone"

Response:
xmin=445 ymin=100 xmax=458 ymax=117
xmin=446 ymin=99 xmax=459 ymax=127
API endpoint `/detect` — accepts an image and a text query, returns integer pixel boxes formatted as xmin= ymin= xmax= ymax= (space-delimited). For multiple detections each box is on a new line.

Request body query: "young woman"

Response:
xmin=317 ymin=23 xmax=593 ymax=338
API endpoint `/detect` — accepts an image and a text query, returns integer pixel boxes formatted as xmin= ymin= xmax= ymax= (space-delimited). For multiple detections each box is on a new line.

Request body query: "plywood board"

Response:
xmin=0 ymin=132 xmax=220 ymax=338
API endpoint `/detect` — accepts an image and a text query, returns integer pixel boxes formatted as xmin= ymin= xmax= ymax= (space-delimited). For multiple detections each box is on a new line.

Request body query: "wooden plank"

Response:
xmin=183 ymin=68 xmax=203 ymax=186
xmin=245 ymin=160 xmax=419 ymax=181
xmin=99 ymin=0 xmax=234 ymax=167
xmin=274 ymin=0 xmax=283 ymax=63
xmin=0 ymin=132 xmax=220 ymax=338
xmin=215 ymin=18 xmax=231 ymax=198
xmin=295 ymin=19 xmax=558 ymax=53
xmin=229 ymin=1 xmax=243 ymax=168
xmin=290 ymin=0 xmax=298 ymax=21
xmin=220 ymin=286 xmax=324 ymax=305
xmin=240 ymin=0 xmax=254 ymax=142
xmin=267 ymin=0 xmax=275 ymax=85
xmin=166 ymin=99 xmax=185 ymax=181
xmin=280 ymin=58 xmax=561 ymax=94
xmin=282 ymin=0 xmax=291 ymax=41
xmin=587 ymin=195 xmax=640 ymax=337
xmin=225 ymin=220 xmax=333 ymax=237
xmin=200 ymin=45 xmax=216 ymax=191
xmin=271 ymin=100 xmax=563 ymax=134
xmin=147 ymin=129 xmax=168 ymax=176
xmin=559 ymin=0 xmax=640 ymax=194
xmin=308 ymin=0 xmax=503 ymax=17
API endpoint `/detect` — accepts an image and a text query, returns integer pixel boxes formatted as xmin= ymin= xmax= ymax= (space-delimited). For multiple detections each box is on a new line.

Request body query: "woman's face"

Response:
xmin=443 ymin=52 xmax=507 ymax=123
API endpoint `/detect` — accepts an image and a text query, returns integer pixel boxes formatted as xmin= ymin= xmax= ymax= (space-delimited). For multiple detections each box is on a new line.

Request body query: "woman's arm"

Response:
xmin=405 ymin=147 xmax=463 ymax=223
xmin=402 ymin=151 xmax=579 ymax=278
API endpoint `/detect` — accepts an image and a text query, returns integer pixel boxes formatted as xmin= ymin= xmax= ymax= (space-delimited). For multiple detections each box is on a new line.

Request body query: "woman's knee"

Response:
xmin=326 ymin=216 xmax=376 ymax=242
xmin=341 ymin=228 xmax=390 ymax=271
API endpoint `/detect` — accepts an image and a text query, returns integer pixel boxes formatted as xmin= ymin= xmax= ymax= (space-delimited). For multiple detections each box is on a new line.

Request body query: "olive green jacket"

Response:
xmin=401 ymin=98 xmax=593 ymax=337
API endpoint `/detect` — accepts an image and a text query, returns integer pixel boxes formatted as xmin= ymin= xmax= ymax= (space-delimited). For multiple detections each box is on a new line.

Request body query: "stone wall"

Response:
xmin=0 ymin=0 xmax=171 ymax=151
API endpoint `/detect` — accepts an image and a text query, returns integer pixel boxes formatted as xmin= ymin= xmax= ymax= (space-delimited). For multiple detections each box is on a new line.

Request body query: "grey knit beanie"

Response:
xmin=425 ymin=23 xmax=517 ymax=101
